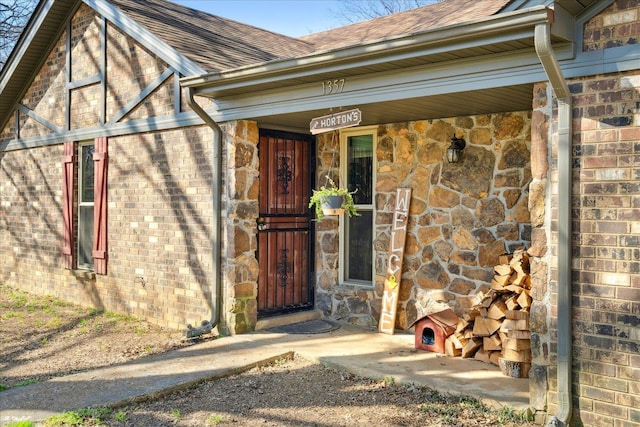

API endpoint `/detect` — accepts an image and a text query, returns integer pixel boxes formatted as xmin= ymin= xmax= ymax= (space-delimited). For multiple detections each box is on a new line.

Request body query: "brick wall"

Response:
xmin=566 ymin=69 xmax=639 ymax=426
xmin=0 ymin=144 xmax=64 ymax=293
xmin=17 ymin=28 xmax=67 ymax=138
xmin=104 ymin=20 xmax=176 ymax=123
xmin=534 ymin=69 xmax=640 ymax=425
xmin=0 ymin=4 xmax=216 ymax=331
xmin=583 ymin=0 xmax=640 ymax=52
xmin=104 ymin=128 xmax=214 ymax=330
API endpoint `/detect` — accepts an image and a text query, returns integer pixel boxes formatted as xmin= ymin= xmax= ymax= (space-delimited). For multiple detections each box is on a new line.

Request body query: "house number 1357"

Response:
xmin=322 ymin=79 xmax=345 ymax=95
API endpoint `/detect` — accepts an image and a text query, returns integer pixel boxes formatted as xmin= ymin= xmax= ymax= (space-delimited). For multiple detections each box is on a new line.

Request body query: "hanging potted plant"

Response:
xmin=309 ymin=176 xmax=359 ymax=219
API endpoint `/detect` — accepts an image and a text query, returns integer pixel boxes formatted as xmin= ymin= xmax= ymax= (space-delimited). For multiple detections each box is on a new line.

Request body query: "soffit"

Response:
xmin=249 ymin=84 xmax=536 ymax=133
xmin=556 ymin=0 xmax=600 ymax=15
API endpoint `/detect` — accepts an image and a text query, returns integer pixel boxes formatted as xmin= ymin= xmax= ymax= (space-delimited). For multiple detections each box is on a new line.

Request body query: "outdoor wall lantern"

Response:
xmin=446 ymin=134 xmax=466 ymax=163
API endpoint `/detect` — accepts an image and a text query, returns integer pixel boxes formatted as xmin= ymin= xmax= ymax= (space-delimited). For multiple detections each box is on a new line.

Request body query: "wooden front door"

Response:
xmin=257 ymin=130 xmax=315 ymax=317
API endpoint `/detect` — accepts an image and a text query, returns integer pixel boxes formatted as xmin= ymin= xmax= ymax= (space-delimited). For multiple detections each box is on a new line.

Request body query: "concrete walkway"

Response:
xmin=0 ymin=322 xmax=530 ymax=425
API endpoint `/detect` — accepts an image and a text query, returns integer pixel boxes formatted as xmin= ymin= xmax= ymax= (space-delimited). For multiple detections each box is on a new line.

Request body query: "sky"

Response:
xmin=171 ymin=1 xmax=345 ymax=37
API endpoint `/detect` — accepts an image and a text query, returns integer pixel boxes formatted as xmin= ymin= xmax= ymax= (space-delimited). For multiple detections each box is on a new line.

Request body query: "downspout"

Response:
xmin=534 ymin=17 xmax=573 ymax=427
xmin=185 ymin=87 xmax=223 ymax=338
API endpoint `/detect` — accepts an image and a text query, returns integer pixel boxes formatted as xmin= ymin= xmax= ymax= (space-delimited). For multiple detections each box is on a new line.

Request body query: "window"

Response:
xmin=78 ymin=143 xmax=95 ymax=269
xmin=340 ymin=127 xmax=376 ymax=285
xmin=62 ymin=137 xmax=108 ymax=274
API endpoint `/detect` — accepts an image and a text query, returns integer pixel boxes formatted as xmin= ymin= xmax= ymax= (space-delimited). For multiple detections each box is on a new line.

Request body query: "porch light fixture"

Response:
xmin=446 ymin=134 xmax=466 ymax=163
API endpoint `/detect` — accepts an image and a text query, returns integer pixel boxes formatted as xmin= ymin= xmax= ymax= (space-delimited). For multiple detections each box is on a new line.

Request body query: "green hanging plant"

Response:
xmin=309 ymin=176 xmax=359 ymax=219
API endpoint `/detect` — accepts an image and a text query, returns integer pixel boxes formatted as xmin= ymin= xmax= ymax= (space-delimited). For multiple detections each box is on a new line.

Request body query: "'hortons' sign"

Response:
xmin=309 ymin=109 xmax=362 ymax=134
xmin=378 ymin=188 xmax=412 ymax=335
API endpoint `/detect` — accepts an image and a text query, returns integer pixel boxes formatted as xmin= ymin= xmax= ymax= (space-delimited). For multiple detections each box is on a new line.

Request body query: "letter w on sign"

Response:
xmin=378 ymin=188 xmax=412 ymax=335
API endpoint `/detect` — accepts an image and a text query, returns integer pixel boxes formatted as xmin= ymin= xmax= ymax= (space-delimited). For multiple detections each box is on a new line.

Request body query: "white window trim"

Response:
xmin=338 ymin=125 xmax=377 ymax=287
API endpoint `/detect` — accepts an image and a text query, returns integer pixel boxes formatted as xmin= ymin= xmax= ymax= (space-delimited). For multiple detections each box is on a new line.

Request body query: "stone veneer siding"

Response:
xmin=314 ymin=112 xmax=533 ymax=329
xmin=220 ymin=120 xmax=261 ymax=335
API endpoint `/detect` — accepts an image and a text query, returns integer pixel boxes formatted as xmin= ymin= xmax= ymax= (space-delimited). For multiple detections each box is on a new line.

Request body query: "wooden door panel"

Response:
xmin=257 ymin=130 xmax=314 ymax=316
xmin=259 ymin=136 xmax=309 ymax=215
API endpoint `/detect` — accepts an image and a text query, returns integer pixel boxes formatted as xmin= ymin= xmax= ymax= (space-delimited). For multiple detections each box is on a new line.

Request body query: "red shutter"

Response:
xmin=62 ymin=141 xmax=75 ymax=269
xmin=92 ymin=137 xmax=108 ymax=275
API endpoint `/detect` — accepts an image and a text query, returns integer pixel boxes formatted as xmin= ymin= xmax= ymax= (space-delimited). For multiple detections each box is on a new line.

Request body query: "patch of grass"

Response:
xmin=458 ymin=395 xmax=488 ymax=411
xmin=43 ymin=411 xmax=84 ymax=426
xmin=43 ymin=306 xmax=56 ymax=314
xmin=496 ymin=405 xmax=534 ymax=423
xmin=0 ymin=383 xmax=9 ymax=391
xmin=207 ymin=414 xmax=224 ymax=425
xmin=46 ymin=317 xmax=62 ymax=328
xmin=5 ymin=421 xmax=35 ymax=427
xmin=15 ymin=379 xmax=38 ymax=387
xmin=114 ymin=411 xmax=127 ymax=422
xmin=105 ymin=311 xmax=136 ymax=322
xmin=44 ymin=407 xmax=111 ymax=426
xmin=170 ymin=408 xmax=182 ymax=419
xmin=381 ymin=376 xmax=395 ymax=385
xmin=77 ymin=318 xmax=90 ymax=334
xmin=2 ymin=311 xmax=18 ymax=319
xmin=8 ymin=292 xmax=28 ymax=308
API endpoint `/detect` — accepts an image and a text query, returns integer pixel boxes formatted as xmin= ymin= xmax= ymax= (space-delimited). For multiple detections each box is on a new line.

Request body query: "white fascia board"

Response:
xmin=0 ymin=111 xmax=206 ymax=151
xmin=0 ymin=0 xmax=57 ymax=93
xmin=83 ymin=0 xmax=205 ymax=77
xmin=559 ymin=44 xmax=640 ymax=78
xmin=181 ymin=6 xmax=554 ymax=94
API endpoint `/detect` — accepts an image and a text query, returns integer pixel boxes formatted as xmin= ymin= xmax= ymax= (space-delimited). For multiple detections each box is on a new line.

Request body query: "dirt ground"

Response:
xmin=0 ymin=285 xmax=535 ymax=426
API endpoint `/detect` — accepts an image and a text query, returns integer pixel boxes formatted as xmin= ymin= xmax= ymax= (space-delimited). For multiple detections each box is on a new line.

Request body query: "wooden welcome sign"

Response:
xmin=378 ymin=187 xmax=412 ymax=335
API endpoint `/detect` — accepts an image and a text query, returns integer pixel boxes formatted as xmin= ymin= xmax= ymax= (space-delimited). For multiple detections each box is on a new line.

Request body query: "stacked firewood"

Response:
xmin=444 ymin=248 xmax=532 ymax=378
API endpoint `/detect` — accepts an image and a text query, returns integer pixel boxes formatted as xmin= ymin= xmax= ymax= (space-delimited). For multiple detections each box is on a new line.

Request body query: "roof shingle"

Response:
xmin=109 ymin=0 xmax=315 ymax=72
xmin=299 ymin=0 xmax=512 ymax=51
xmin=110 ymin=0 xmax=513 ymax=72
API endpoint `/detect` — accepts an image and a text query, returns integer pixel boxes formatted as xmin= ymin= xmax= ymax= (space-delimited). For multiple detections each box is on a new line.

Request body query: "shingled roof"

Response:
xmin=110 ymin=0 xmax=513 ymax=72
xmin=299 ymin=0 xmax=512 ymax=51
xmin=108 ymin=0 xmax=315 ymax=72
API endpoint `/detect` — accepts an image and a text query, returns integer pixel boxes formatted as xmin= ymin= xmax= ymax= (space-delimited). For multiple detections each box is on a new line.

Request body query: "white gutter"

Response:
xmin=185 ymin=87 xmax=223 ymax=337
xmin=534 ymin=18 xmax=573 ymax=427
